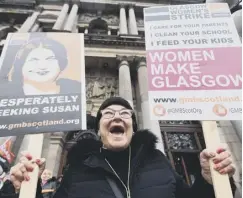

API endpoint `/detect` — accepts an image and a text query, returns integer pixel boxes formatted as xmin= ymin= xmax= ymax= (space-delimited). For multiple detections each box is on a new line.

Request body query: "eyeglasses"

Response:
xmin=101 ymin=109 xmax=133 ymax=119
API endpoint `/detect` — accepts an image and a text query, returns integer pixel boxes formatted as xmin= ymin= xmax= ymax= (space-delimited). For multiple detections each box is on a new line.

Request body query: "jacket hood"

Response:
xmin=67 ymin=129 xmax=158 ymax=165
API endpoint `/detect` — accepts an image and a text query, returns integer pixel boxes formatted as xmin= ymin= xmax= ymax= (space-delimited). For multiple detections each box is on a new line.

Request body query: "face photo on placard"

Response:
xmin=0 ymin=33 xmax=82 ymax=96
xmin=0 ymin=33 xmax=86 ymax=136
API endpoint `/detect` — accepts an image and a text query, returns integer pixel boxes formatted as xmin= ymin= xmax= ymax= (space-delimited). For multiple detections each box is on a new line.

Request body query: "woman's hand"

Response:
xmin=9 ymin=151 xmax=46 ymax=192
xmin=200 ymin=146 xmax=235 ymax=184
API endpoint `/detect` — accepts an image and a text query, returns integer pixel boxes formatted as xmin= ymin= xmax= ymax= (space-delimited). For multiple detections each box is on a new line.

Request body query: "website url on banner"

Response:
xmin=0 ymin=119 xmax=80 ymax=130
xmin=154 ymin=96 xmax=241 ymax=104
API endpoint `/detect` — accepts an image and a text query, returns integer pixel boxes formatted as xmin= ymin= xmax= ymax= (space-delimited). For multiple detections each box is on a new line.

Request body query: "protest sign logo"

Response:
xmin=213 ymin=104 xmax=228 ymax=117
xmin=0 ymin=33 xmax=86 ymax=136
xmin=153 ymin=104 xmax=166 ymax=117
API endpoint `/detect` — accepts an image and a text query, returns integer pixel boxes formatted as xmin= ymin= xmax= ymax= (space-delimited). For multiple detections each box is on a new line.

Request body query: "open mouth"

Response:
xmin=109 ymin=125 xmax=125 ymax=135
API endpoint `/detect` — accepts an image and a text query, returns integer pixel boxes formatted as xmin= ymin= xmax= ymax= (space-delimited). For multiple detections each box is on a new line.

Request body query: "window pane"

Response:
xmin=167 ymin=132 xmax=198 ymax=150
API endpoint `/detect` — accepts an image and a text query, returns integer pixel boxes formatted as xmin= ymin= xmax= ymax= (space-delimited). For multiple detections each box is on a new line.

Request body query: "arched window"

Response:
xmin=88 ymin=18 xmax=108 ymax=34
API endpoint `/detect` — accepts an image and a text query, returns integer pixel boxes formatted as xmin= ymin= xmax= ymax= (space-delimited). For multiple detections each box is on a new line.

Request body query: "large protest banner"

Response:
xmin=0 ymin=33 xmax=86 ymax=136
xmin=0 ymin=33 xmax=86 ymax=198
xmin=144 ymin=3 xmax=241 ymax=198
xmin=144 ymin=3 xmax=242 ymax=121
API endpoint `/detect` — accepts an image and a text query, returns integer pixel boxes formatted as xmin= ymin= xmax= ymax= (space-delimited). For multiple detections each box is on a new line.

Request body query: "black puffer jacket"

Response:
xmin=52 ymin=130 xmax=236 ymax=198
xmin=0 ymin=180 xmax=15 ymax=198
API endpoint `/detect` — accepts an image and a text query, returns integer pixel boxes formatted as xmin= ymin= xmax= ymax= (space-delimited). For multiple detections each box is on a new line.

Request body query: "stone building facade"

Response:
xmin=0 ymin=0 xmax=242 ymax=196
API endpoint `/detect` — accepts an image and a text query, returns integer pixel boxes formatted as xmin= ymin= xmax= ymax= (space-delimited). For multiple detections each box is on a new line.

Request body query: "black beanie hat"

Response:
xmin=95 ymin=97 xmax=138 ymax=132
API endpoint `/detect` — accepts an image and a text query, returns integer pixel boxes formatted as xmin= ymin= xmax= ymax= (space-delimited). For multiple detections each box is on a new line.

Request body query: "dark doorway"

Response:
xmin=172 ymin=152 xmax=201 ymax=185
xmin=160 ymin=121 xmax=206 ymax=186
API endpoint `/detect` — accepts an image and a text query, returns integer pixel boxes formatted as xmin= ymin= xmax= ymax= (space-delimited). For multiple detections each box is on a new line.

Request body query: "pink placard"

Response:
xmin=147 ymin=47 xmax=242 ymax=91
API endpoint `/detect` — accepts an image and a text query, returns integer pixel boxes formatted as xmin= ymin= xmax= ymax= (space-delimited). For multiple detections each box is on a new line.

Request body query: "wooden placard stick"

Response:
xmin=19 ymin=134 xmax=44 ymax=198
xmin=201 ymin=121 xmax=233 ymax=198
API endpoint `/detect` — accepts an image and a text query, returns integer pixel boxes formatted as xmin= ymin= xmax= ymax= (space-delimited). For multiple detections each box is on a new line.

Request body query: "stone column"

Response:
xmin=53 ymin=3 xmax=69 ymax=30
xmin=119 ymin=4 xmax=128 ymax=34
xmin=19 ymin=11 xmax=40 ymax=33
xmin=41 ymin=133 xmax=51 ymax=160
xmin=118 ymin=56 xmax=133 ymax=107
xmin=72 ymin=16 xmax=79 ymax=33
xmin=231 ymin=121 xmax=242 ymax=141
xmin=45 ymin=132 xmax=65 ymax=177
xmin=64 ymin=4 xmax=79 ymax=32
xmin=128 ymin=5 xmax=138 ymax=35
xmin=30 ymin=23 xmax=40 ymax=32
xmin=136 ymin=57 xmax=164 ymax=153
xmin=135 ymin=80 xmax=143 ymax=129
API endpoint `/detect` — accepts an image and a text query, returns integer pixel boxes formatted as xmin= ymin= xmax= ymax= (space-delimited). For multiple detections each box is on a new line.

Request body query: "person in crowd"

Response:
xmin=1 ymin=36 xmax=80 ymax=96
xmin=0 ymin=155 xmax=9 ymax=189
xmin=41 ymin=169 xmax=57 ymax=198
xmin=9 ymin=97 xmax=236 ymax=198
xmin=0 ymin=155 xmax=15 ymax=197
